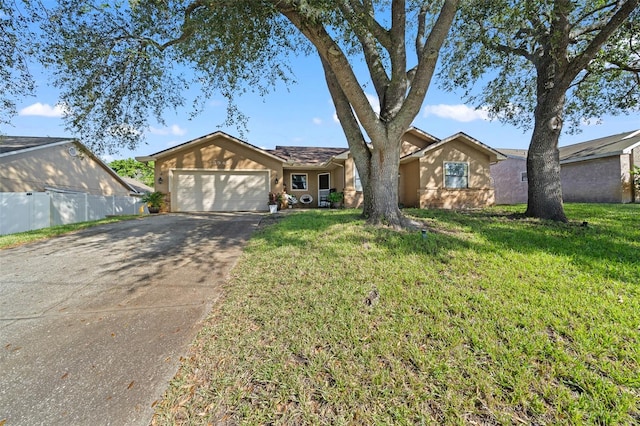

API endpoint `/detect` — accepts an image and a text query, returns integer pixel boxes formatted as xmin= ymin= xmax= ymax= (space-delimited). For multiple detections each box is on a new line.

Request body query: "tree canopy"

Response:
xmin=441 ymin=0 xmax=639 ymax=132
xmin=1 ymin=0 xmax=36 ymax=126
xmin=109 ymin=158 xmax=155 ymax=187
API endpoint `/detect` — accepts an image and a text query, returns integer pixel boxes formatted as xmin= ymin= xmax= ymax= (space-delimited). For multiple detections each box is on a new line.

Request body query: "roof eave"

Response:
xmin=0 ymin=139 xmax=75 ymax=158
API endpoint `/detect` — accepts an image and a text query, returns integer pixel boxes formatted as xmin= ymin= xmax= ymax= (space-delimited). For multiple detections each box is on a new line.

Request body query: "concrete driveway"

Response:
xmin=0 ymin=213 xmax=262 ymax=426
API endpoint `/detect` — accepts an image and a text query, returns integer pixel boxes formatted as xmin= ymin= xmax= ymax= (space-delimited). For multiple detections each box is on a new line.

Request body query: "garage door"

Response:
xmin=174 ymin=170 xmax=269 ymax=212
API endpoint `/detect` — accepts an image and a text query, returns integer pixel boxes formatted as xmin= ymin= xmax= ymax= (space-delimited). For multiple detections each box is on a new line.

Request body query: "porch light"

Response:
xmin=158 ymin=176 xmax=163 ymax=184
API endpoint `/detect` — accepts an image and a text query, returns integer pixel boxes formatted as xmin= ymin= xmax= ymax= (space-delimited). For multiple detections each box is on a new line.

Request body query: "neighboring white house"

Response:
xmin=0 ymin=136 xmax=138 ymax=196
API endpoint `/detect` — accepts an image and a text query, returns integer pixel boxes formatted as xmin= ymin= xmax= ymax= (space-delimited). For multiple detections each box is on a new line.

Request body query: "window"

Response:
xmin=291 ymin=173 xmax=308 ymax=190
xmin=521 ymin=172 xmax=528 ymax=182
xmin=354 ymin=167 xmax=362 ymax=192
xmin=444 ymin=162 xmax=468 ymax=188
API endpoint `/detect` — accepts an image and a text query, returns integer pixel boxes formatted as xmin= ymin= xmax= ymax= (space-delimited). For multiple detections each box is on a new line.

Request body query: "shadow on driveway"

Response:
xmin=0 ymin=213 xmax=262 ymax=426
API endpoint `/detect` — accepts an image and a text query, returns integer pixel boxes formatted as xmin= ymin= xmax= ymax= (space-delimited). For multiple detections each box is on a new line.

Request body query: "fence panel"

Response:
xmin=1 ymin=192 xmax=146 ymax=235
xmin=0 ymin=192 xmax=51 ymax=235
xmin=51 ymin=193 xmax=87 ymax=226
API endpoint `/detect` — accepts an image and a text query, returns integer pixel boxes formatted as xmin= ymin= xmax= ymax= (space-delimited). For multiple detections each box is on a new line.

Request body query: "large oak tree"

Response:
xmin=440 ymin=0 xmax=639 ymax=221
xmin=41 ymin=0 xmax=459 ymax=227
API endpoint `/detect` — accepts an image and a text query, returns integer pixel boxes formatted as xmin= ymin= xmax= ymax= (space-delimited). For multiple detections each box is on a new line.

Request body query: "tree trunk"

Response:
xmin=359 ymin=134 xmax=408 ymax=228
xmin=525 ymin=91 xmax=568 ymax=222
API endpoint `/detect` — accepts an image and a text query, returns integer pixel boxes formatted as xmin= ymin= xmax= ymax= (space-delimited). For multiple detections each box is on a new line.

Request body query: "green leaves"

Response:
xmin=439 ymin=0 xmax=640 ymax=132
xmin=109 ymin=158 xmax=154 ymax=187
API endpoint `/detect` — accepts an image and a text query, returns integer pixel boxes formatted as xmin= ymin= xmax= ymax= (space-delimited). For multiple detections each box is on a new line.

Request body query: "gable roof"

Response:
xmin=121 ymin=177 xmax=154 ymax=194
xmin=136 ymin=130 xmax=286 ymax=163
xmin=0 ymin=136 xmax=139 ymax=194
xmin=403 ymin=132 xmax=506 ymax=163
xmin=269 ymin=146 xmax=348 ymax=166
xmin=559 ymin=129 xmax=640 ymax=164
xmin=0 ymin=136 xmax=72 ymax=156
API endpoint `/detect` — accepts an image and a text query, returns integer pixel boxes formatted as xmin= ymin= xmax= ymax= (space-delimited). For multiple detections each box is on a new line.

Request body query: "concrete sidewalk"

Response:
xmin=0 ymin=213 xmax=261 ymax=425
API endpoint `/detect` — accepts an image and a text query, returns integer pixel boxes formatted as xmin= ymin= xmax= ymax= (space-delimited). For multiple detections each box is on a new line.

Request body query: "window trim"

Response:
xmin=353 ymin=166 xmax=363 ymax=192
xmin=443 ymin=161 xmax=469 ymax=189
xmin=290 ymin=173 xmax=308 ymax=191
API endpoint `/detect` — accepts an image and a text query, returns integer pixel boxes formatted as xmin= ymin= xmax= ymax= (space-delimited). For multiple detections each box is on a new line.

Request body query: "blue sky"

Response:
xmin=3 ymin=51 xmax=638 ymax=163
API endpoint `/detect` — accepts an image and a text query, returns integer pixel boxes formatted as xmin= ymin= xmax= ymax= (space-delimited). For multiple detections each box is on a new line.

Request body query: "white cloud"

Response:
xmin=19 ymin=102 xmax=68 ymax=118
xmin=423 ymin=104 xmax=489 ymax=122
xmin=149 ymin=124 xmax=187 ymax=136
xmin=312 ymin=117 xmax=323 ymax=125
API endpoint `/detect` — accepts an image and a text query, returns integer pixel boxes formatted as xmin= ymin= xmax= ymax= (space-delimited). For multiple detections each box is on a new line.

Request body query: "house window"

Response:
xmin=444 ymin=162 xmax=468 ymax=188
xmin=291 ymin=173 xmax=308 ymax=190
xmin=521 ymin=172 xmax=528 ymax=182
xmin=354 ymin=167 xmax=362 ymax=192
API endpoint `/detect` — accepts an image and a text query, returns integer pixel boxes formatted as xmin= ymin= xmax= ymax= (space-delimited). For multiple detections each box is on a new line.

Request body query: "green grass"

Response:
xmin=150 ymin=204 xmax=639 ymax=425
xmin=0 ymin=215 xmax=141 ymax=249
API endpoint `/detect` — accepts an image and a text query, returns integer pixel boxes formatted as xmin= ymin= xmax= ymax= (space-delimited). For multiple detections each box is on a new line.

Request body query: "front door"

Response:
xmin=318 ymin=173 xmax=330 ymax=207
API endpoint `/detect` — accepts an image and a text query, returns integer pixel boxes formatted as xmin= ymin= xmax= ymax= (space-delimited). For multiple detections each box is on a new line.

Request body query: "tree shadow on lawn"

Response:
xmin=253 ymin=207 xmax=639 ymax=286
xmin=406 ymin=206 xmax=640 ymax=285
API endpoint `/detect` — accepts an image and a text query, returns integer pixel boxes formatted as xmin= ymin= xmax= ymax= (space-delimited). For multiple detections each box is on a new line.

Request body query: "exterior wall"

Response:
xmin=399 ymin=161 xmax=420 ymax=208
xmin=343 ymin=156 xmax=363 ymax=209
xmin=154 ymin=134 xmax=284 ymax=212
xmin=0 ymin=143 xmax=132 ymax=196
xmin=561 ymin=156 xmax=623 ymax=203
xmin=418 ymin=140 xmax=495 ymax=209
xmin=283 ymin=167 xmax=344 ymax=208
xmin=490 ymin=157 xmax=528 ymax=204
xmin=284 ymin=169 xmax=332 ymax=207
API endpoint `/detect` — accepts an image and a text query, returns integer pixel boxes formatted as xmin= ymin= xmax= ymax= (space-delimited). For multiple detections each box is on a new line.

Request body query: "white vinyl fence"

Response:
xmin=0 ymin=192 xmax=148 ymax=236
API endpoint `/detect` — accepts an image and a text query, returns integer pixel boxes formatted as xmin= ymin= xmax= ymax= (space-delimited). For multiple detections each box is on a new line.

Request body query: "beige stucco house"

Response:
xmin=136 ymin=128 xmax=504 ymax=212
xmin=492 ymin=130 xmax=640 ymax=205
xmin=0 ymin=136 xmax=137 ymax=196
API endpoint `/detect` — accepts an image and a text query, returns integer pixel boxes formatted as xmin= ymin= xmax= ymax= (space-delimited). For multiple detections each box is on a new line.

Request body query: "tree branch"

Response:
xmin=563 ymin=0 xmax=640 ymax=86
xmin=398 ymin=0 xmax=459 ymax=135
xmin=272 ymin=0 xmax=384 ymax=136
xmin=339 ymin=0 xmax=390 ymax=102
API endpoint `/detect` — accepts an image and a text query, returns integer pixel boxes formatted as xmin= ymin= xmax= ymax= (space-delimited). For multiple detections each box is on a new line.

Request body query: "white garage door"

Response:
xmin=174 ymin=170 xmax=269 ymax=212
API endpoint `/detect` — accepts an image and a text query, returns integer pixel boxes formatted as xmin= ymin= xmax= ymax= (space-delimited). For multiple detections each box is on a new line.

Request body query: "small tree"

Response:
xmin=109 ymin=158 xmax=155 ymax=187
xmin=440 ymin=0 xmax=640 ymax=221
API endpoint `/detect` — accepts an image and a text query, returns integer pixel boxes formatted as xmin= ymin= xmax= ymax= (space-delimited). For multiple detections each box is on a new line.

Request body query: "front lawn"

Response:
xmin=152 ymin=204 xmax=639 ymax=425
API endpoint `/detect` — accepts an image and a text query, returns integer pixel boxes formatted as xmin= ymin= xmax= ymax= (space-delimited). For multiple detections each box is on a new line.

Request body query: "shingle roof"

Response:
xmin=0 ymin=136 xmax=71 ymax=154
xmin=269 ymin=146 xmax=348 ymax=166
xmin=121 ymin=177 xmax=154 ymax=194
xmin=559 ymin=130 xmax=640 ymax=163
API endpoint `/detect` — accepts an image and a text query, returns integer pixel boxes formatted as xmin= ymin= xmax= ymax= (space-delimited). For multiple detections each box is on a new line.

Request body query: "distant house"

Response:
xmin=492 ymin=130 xmax=640 ymax=204
xmin=490 ymin=149 xmax=529 ymax=205
xmin=136 ymin=127 xmax=505 ymax=212
xmin=560 ymin=130 xmax=640 ymax=203
xmin=0 ymin=136 xmax=137 ymax=196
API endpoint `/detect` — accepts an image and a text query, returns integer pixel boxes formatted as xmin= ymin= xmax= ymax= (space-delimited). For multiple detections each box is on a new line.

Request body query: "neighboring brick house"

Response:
xmin=490 ymin=149 xmax=529 ymax=205
xmin=492 ymin=130 xmax=640 ymax=204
